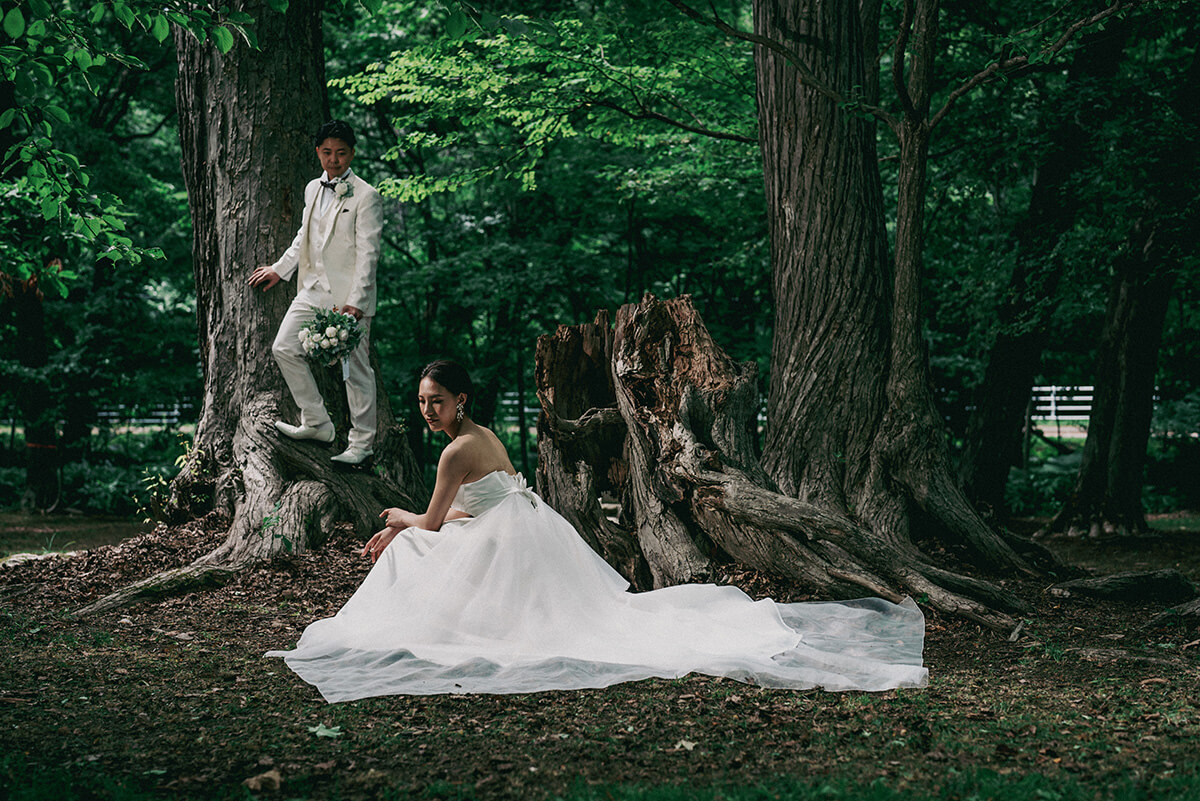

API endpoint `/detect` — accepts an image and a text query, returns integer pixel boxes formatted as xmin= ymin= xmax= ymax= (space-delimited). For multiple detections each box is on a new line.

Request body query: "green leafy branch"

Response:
xmin=1 ymin=0 xmax=261 ymax=289
xmin=335 ymin=7 xmax=755 ymax=203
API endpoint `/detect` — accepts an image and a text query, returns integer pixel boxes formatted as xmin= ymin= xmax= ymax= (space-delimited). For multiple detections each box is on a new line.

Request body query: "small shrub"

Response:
xmin=0 ymin=466 xmax=24 ymax=508
xmin=1005 ymin=452 xmax=1080 ymax=517
xmin=60 ymin=460 xmax=142 ymax=515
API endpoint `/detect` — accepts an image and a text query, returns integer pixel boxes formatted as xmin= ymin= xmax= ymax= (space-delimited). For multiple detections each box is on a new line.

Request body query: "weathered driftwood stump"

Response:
xmin=536 ymin=295 xmax=1034 ymax=629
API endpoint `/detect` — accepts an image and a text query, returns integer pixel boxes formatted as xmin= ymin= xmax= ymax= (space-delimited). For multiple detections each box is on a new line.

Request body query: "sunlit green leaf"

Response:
xmin=212 ymin=26 xmax=235 ymax=53
xmin=150 ymin=14 xmax=170 ymax=43
xmin=3 ymin=7 xmax=26 ymax=39
xmin=114 ymin=3 xmax=135 ymax=29
xmin=43 ymin=105 xmax=69 ymax=124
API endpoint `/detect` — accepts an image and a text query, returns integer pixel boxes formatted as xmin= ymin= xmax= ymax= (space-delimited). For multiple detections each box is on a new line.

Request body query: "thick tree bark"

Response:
xmin=753 ymin=0 xmax=1035 ymax=584
xmin=76 ymin=0 xmax=425 ymax=616
xmin=537 ymin=296 xmax=1033 ymax=630
xmin=535 ymin=311 xmax=650 ymax=588
xmin=959 ymin=24 xmax=1131 ymax=512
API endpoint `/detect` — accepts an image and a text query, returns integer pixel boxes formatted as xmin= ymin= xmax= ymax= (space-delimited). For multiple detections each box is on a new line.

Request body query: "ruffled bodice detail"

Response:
xmin=452 ymin=471 xmax=538 ymax=517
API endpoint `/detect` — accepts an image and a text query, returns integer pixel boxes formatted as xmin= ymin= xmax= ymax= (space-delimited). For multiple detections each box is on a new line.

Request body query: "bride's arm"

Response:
xmin=364 ymin=446 xmax=474 ymax=561
xmin=382 ymin=444 xmax=472 ymax=532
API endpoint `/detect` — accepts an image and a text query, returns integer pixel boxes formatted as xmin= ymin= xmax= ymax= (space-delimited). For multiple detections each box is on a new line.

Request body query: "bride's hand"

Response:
xmin=380 ymin=507 xmax=413 ymax=529
xmin=363 ymin=526 xmax=400 ymax=563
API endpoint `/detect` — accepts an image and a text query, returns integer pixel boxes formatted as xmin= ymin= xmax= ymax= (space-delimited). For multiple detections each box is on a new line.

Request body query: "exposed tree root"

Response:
xmin=73 ymin=395 xmax=426 ymax=617
xmin=1147 ymin=596 xmax=1200 ymax=629
xmin=1051 ymin=569 xmax=1197 ymax=603
xmin=536 ymin=296 xmax=1042 ymax=631
xmin=73 ymin=562 xmax=244 ymax=618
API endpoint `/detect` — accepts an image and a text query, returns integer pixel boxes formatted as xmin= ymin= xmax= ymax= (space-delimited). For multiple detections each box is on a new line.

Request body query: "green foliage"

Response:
xmin=327 ymin=0 xmax=769 ymax=456
xmin=60 ymin=459 xmax=142 ymax=515
xmin=0 ymin=428 xmax=190 ymax=514
xmin=1005 ymin=450 xmax=1081 ymax=517
xmin=922 ymin=2 xmax=1199 ymax=466
xmin=0 ymin=465 xmax=21 ymax=507
xmin=133 ymin=435 xmax=202 ymax=523
xmin=1 ymin=0 xmax=198 ymax=515
xmin=338 ymin=6 xmax=753 ymax=202
xmin=261 ymin=500 xmax=292 ymax=553
xmin=560 ymin=769 xmax=1200 ymax=800
xmin=0 ymin=0 xmax=256 ymax=288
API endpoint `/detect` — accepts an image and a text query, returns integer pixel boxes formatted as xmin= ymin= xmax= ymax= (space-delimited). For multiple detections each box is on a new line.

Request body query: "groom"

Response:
xmin=248 ymin=120 xmax=383 ymax=466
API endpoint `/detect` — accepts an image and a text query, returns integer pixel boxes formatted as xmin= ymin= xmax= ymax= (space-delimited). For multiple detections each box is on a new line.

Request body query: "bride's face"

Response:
xmin=418 ymin=377 xmax=464 ymax=432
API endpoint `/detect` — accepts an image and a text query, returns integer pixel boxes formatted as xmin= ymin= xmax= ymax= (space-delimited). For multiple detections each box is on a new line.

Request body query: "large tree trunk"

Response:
xmin=752 ymin=0 xmax=1035 ymax=592
xmin=75 ymin=0 xmax=424 ymax=616
xmin=537 ymin=296 xmax=1033 ymax=630
xmin=959 ymin=24 xmax=1131 ymax=513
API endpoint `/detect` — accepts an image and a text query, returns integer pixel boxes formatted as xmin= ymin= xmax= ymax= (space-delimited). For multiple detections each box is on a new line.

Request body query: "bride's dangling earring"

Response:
xmin=456 ymin=402 xmax=465 ymax=422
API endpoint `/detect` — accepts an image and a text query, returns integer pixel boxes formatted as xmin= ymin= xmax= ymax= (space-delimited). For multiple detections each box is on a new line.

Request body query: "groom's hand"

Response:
xmin=340 ymin=305 xmax=364 ymax=321
xmin=248 ymin=265 xmax=281 ymax=291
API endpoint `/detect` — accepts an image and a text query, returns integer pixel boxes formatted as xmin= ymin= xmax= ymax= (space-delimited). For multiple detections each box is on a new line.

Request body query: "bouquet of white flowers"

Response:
xmin=298 ymin=308 xmax=363 ymax=371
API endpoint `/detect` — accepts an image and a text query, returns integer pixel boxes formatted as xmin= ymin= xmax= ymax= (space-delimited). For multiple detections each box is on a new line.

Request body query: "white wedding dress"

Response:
xmin=267 ymin=471 xmax=928 ymax=701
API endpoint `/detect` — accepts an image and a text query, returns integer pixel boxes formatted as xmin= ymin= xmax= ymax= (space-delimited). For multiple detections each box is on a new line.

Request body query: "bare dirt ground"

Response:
xmin=1 ymin=513 xmax=1198 ymax=800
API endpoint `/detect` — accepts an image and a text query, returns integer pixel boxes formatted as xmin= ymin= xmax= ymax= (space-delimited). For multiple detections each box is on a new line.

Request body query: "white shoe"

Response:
xmin=331 ymin=446 xmax=373 ymax=466
xmin=275 ymin=420 xmax=335 ymax=443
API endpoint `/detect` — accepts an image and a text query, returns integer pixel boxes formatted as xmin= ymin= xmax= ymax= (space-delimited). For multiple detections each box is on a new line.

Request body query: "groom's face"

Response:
xmin=316 ymin=137 xmax=355 ymax=179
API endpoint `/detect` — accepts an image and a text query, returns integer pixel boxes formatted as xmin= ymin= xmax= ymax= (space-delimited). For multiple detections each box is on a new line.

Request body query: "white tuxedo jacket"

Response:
xmin=271 ymin=171 xmax=383 ymax=317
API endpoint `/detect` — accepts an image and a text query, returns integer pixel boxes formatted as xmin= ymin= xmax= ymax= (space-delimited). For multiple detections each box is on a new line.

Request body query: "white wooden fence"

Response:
xmin=1029 ymin=385 xmax=1094 ymax=422
xmin=86 ymin=388 xmax=1096 ymax=431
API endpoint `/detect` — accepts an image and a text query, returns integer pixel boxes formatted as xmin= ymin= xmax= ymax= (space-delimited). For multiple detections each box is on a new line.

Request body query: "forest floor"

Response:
xmin=0 ymin=514 xmax=1198 ymax=801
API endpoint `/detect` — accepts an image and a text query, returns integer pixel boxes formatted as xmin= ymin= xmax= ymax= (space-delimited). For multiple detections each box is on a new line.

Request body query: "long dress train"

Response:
xmin=266 ymin=471 xmax=928 ymax=701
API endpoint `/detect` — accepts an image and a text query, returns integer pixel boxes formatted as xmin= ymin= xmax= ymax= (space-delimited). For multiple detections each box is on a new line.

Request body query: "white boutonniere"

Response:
xmin=335 ymin=180 xmax=353 ymax=200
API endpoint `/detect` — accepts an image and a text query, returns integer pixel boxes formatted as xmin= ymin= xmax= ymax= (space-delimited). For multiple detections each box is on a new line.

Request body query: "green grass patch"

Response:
xmin=559 ymin=769 xmax=1200 ymax=801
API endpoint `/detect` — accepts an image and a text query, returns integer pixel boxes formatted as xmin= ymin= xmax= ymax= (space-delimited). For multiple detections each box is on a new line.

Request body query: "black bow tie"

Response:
xmin=320 ymin=180 xmax=337 ymax=190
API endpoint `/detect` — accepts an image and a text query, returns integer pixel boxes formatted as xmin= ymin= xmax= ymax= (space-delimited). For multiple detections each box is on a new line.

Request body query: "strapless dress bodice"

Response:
xmin=451 ymin=471 xmax=537 ymax=517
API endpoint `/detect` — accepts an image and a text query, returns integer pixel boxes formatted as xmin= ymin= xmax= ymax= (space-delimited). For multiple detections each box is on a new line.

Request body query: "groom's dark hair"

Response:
xmin=314 ymin=119 xmax=356 ymax=148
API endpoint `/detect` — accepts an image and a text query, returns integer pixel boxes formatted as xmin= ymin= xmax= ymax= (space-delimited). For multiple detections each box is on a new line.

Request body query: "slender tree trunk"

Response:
xmin=960 ymin=25 xmax=1131 ymax=512
xmin=76 ymin=0 xmax=424 ymax=616
xmin=1043 ymin=221 xmax=1173 ymax=538
xmin=14 ymin=277 xmax=58 ymax=512
xmin=1041 ymin=30 xmax=1199 ymax=540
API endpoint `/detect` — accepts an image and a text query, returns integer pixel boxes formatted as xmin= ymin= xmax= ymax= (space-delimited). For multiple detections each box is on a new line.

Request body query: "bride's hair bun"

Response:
xmin=420 ymin=359 xmax=473 ymax=403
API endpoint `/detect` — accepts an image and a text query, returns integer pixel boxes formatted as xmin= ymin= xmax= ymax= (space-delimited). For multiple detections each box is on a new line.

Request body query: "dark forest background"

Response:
xmin=1 ymin=0 xmax=1196 ymax=533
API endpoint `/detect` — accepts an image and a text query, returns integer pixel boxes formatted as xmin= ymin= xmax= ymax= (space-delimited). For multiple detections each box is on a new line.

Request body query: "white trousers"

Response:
xmin=272 ymin=288 xmax=377 ymax=450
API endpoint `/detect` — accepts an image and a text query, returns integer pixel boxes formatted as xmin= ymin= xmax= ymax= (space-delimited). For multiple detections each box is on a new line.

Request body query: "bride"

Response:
xmin=268 ymin=360 xmax=928 ymax=701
